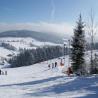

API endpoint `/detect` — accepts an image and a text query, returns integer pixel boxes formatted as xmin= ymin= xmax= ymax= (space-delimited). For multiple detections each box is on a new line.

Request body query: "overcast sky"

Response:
xmin=0 ymin=0 xmax=98 ymax=39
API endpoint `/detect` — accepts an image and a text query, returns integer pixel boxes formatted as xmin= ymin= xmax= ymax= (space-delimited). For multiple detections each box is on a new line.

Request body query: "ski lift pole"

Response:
xmin=68 ymin=39 xmax=71 ymax=67
xmin=63 ymin=38 xmax=67 ymax=65
xmin=64 ymin=43 xmax=66 ymax=64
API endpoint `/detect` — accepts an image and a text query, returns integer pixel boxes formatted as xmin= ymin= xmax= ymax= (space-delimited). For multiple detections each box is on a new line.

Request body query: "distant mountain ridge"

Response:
xmin=0 ymin=30 xmax=63 ymax=43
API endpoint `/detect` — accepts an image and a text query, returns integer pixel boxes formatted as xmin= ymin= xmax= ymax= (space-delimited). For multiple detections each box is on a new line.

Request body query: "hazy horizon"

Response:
xmin=0 ymin=0 xmax=98 ymax=41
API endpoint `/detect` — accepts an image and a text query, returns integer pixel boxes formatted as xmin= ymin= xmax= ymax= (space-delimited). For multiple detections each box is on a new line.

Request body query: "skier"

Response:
xmin=5 ymin=71 xmax=7 ymax=75
xmin=48 ymin=64 xmax=51 ymax=69
xmin=0 ymin=69 xmax=1 ymax=75
xmin=52 ymin=63 xmax=54 ymax=68
xmin=67 ymin=67 xmax=73 ymax=76
xmin=60 ymin=62 xmax=64 ymax=66
xmin=55 ymin=62 xmax=57 ymax=67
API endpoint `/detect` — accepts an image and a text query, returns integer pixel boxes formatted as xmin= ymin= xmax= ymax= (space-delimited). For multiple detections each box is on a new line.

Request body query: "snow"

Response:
xmin=0 ymin=57 xmax=98 ymax=98
xmin=0 ymin=37 xmax=98 ymax=98
xmin=0 ymin=37 xmax=60 ymax=50
xmin=0 ymin=47 xmax=14 ymax=58
xmin=0 ymin=37 xmax=60 ymax=67
xmin=0 ymin=37 xmax=60 ymax=55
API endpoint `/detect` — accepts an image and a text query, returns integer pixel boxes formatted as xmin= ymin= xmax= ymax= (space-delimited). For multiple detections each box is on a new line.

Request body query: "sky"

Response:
xmin=0 ymin=0 xmax=98 ymax=38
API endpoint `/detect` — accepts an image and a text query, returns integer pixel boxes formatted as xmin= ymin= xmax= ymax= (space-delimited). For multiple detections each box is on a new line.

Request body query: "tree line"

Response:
xmin=0 ymin=42 xmax=16 ymax=50
xmin=9 ymin=46 xmax=64 ymax=68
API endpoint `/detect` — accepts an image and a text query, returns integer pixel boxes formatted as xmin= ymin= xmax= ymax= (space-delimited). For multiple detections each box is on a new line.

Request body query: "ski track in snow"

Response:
xmin=0 ymin=58 xmax=98 ymax=98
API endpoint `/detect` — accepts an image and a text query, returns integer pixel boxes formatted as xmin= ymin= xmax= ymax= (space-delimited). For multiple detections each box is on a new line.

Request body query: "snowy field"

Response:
xmin=0 ymin=37 xmax=61 ymax=68
xmin=0 ymin=37 xmax=59 ymax=50
xmin=0 ymin=57 xmax=98 ymax=98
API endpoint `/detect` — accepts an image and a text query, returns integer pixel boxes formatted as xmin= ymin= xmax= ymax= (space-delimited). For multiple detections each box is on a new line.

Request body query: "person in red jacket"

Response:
xmin=67 ymin=67 xmax=73 ymax=76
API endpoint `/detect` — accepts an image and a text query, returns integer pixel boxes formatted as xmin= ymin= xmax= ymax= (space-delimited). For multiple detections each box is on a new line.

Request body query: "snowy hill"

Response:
xmin=0 ymin=37 xmax=59 ymax=50
xmin=0 ymin=57 xmax=98 ymax=98
xmin=0 ymin=37 xmax=61 ymax=68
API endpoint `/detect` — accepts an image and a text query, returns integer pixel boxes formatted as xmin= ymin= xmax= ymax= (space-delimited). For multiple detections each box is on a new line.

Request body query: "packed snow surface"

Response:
xmin=0 ymin=57 xmax=98 ymax=98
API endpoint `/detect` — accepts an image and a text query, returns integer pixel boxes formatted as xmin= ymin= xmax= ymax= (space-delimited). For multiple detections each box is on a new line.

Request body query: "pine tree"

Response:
xmin=71 ymin=15 xmax=85 ymax=74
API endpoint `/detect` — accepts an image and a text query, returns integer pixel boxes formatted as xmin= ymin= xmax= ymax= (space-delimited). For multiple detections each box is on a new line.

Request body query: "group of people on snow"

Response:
xmin=0 ymin=69 xmax=7 ymax=75
xmin=47 ymin=58 xmax=73 ymax=76
xmin=48 ymin=62 xmax=57 ymax=69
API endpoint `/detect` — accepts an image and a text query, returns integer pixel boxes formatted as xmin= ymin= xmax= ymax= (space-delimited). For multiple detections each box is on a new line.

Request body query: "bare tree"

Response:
xmin=87 ymin=9 xmax=97 ymax=73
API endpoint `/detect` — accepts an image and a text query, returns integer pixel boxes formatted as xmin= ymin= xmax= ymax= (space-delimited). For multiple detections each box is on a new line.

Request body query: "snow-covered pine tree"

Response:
xmin=71 ymin=14 xmax=86 ymax=74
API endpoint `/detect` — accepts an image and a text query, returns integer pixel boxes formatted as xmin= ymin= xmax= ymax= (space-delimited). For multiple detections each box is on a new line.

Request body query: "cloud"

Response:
xmin=1 ymin=22 xmax=98 ymax=42
xmin=0 ymin=22 xmax=73 ymax=37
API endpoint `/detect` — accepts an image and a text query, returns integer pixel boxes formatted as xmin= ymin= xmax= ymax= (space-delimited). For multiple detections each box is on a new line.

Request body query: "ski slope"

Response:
xmin=0 ymin=57 xmax=98 ymax=98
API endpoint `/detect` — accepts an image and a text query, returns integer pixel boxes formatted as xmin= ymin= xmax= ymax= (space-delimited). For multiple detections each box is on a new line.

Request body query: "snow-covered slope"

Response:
xmin=0 ymin=37 xmax=61 ymax=67
xmin=0 ymin=37 xmax=59 ymax=50
xmin=0 ymin=57 xmax=98 ymax=98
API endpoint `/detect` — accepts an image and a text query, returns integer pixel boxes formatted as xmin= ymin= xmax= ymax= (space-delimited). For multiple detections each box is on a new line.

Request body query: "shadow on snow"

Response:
xmin=24 ymin=76 xmax=98 ymax=98
xmin=0 ymin=75 xmax=98 ymax=98
xmin=0 ymin=76 xmax=65 ymax=87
